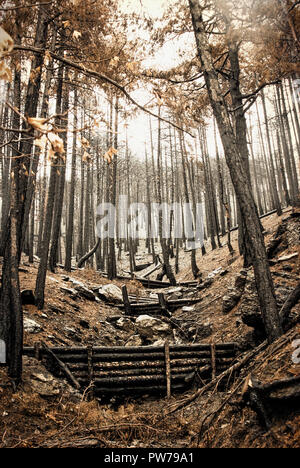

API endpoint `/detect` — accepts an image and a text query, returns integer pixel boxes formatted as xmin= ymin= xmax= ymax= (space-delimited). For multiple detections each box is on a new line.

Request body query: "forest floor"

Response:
xmin=0 ymin=209 xmax=299 ymax=448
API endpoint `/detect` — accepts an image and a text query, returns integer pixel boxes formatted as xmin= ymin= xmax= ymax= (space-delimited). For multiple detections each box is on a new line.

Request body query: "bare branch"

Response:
xmin=13 ymin=45 xmax=195 ymax=138
xmin=289 ymin=1 xmax=300 ymax=12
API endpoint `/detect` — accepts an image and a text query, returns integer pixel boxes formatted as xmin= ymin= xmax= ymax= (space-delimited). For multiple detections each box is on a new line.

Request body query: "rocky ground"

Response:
xmin=0 ymin=209 xmax=299 ymax=448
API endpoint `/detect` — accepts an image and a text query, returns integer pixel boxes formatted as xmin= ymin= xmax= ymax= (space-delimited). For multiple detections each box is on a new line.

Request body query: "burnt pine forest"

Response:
xmin=0 ymin=0 xmax=299 ymax=450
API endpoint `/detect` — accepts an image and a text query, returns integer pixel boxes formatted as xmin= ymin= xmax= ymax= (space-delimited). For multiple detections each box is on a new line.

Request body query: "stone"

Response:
xmin=115 ymin=317 xmax=135 ymax=332
xmin=79 ymin=319 xmax=90 ymax=329
xmin=30 ymin=373 xmax=60 ymax=397
xmin=60 ymin=287 xmax=77 ymax=296
xmin=26 ymin=360 xmax=80 ymax=400
xmin=125 ymin=335 xmax=143 ymax=347
xmin=98 ymin=284 xmax=123 ymax=304
xmin=106 ymin=315 xmax=123 ymax=324
xmin=152 ymin=339 xmax=168 ymax=347
xmin=167 ymin=287 xmax=184 ymax=300
xmin=207 ymin=267 xmax=223 ymax=279
xmin=222 ymin=290 xmax=241 ymax=314
xmin=24 ymin=318 xmax=42 ymax=334
xmin=135 ymin=315 xmax=172 ymax=341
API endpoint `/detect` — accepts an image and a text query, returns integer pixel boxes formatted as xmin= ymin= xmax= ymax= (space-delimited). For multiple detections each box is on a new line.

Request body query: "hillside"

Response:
xmin=0 ymin=209 xmax=299 ymax=448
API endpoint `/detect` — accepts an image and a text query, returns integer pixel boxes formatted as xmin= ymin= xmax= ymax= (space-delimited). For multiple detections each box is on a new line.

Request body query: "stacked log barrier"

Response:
xmin=97 ymin=273 xmax=199 ymax=289
xmin=23 ymin=343 xmax=238 ymax=397
xmin=118 ymin=285 xmax=202 ymax=317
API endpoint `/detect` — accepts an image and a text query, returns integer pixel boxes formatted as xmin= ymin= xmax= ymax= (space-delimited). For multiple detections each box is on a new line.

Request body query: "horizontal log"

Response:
xmin=76 ymin=372 xmax=196 ymax=386
xmin=68 ymin=363 xmax=231 ymax=380
xmin=98 ymin=274 xmax=200 ymax=289
xmin=23 ymin=342 xmax=237 ymax=356
xmin=128 ymin=296 xmax=158 ymax=303
xmin=92 ymin=383 xmax=189 ymax=395
xmin=119 ymin=298 xmax=202 ymax=311
xmin=71 ymin=367 xmax=230 ymax=381
xmin=67 ymin=355 xmax=234 ymax=369
xmin=70 ymin=365 xmax=213 ymax=379
xmin=50 ymin=350 xmax=236 ymax=364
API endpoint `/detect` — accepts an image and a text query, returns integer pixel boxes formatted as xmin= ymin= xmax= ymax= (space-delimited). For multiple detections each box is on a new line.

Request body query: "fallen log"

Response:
xmin=134 ymin=262 xmax=153 ymax=272
xmin=140 ymin=262 xmax=163 ymax=279
xmin=166 ymin=341 xmax=268 ymax=415
xmin=128 ymin=295 xmax=158 ymax=303
xmin=280 ymin=280 xmax=300 ymax=325
xmin=41 ymin=341 xmax=81 ymax=390
xmin=119 ymin=298 xmax=202 ymax=309
xmin=69 ymin=362 xmax=210 ymax=374
xmin=242 ymin=375 xmax=300 ymax=429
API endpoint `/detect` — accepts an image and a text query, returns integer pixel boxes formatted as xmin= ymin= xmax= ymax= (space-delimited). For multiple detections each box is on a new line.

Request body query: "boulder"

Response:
xmin=98 ymin=284 xmax=123 ymax=304
xmin=135 ymin=315 xmax=172 ymax=342
xmin=60 ymin=287 xmax=77 ymax=298
xmin=22 ymin=356 xmax=80 ymax=400
xmin=207 ymin=267 xmax=224 ymax=279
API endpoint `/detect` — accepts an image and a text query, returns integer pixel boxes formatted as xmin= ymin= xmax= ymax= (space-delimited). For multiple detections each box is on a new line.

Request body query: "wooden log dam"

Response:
xmin=23 ymin=342 xmax=238 ymax=398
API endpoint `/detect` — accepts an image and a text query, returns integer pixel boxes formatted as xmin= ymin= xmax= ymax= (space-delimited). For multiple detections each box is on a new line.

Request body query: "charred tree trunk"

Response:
xmin=189 ymin=0 xmax=283 ymax=343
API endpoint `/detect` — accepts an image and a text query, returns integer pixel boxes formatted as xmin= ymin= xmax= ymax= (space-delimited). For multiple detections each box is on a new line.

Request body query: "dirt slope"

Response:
xmin=0 ymin=209 xmax=299 ymax=448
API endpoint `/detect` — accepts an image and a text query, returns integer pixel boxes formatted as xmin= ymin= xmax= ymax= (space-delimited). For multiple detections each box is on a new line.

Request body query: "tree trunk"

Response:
xmin=188 ymin=0 xmax=283 ymax=343
xmin=65 ymin=87 xmax=78 ymax=272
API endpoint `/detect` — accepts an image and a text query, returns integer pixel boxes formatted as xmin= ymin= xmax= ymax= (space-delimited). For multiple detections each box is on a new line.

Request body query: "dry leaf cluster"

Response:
xmin=0 ymin=26 xmax=13 ymax=82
